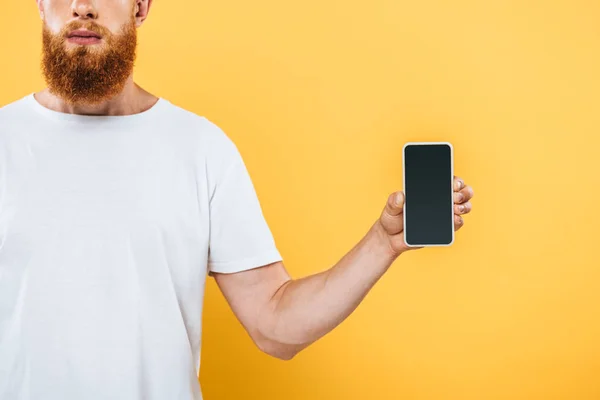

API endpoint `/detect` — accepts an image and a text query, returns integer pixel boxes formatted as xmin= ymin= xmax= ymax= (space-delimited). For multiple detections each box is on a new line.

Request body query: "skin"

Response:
xmin=34 ymin=0 xmax=475 ymax=361
xmin=217 ymin=180 xmax=473 ymax=360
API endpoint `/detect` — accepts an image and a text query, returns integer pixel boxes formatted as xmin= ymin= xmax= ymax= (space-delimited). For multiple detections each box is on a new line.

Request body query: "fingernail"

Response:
xmin=395 ymin=192 xmax=403 ymax=205
xmin=457 ymin=193 xmax=464 ymax=201
xmin=459 ymin=205 xmax=465 ymax=212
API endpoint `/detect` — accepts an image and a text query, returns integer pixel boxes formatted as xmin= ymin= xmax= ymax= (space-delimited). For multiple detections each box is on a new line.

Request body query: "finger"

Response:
xmin=454 ymin=176 xmax=464 ymax=191
xmin=454 ymin=186 xmax=474 ymax=203
xmin=380 ymin=211 xmax=404 ymax=236
xmin=384 ymin=191 xmax=404 ymax=217
xmin=454 ymin=201 xmax=472 ymax=215
xmin=380 ymin=192 xmax=405 ymax=235
xmin=454 ymin=214 xmax=464 ymax=230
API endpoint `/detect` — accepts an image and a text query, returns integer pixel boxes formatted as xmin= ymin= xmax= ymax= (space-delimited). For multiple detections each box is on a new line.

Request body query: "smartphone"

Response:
xmin=402 ymin=142 xmax=454 ymax=247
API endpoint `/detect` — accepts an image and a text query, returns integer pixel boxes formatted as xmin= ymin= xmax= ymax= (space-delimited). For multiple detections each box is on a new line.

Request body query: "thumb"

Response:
xmin=384 ymin=191 xmax=404 ymax=217
xmin=379 ymin=191 xmax=405 ymax=235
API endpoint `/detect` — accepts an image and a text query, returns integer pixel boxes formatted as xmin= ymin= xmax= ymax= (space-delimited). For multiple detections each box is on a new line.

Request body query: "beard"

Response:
xmin=41 ymin=17 xmax=137 ymax=105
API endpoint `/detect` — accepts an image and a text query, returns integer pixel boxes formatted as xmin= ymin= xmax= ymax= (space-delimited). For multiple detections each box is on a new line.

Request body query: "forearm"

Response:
xmin=256 ymin=220 xmax=399 ymax=354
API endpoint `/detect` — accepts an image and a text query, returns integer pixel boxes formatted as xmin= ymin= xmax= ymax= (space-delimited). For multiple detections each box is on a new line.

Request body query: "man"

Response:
xmin=0 ymin=0 xmax=475 ymax=399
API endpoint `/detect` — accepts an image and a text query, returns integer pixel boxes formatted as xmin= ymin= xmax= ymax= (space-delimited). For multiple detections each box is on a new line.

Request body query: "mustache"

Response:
xmin=59 ymin=20 xmax=112 ymax=40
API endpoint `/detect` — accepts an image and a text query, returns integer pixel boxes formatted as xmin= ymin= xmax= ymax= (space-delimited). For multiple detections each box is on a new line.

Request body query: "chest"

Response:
xmin=0 ymin=133 xmax=211 ymax=252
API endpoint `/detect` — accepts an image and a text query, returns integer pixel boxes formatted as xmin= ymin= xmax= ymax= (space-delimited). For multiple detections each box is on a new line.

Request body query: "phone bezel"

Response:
xmin=402 ymin=141 xmax=455 ymax=247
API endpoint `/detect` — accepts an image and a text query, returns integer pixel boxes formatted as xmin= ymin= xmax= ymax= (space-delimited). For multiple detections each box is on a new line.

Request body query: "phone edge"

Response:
xmin=402 ymin=141 xmax=455 ymax=247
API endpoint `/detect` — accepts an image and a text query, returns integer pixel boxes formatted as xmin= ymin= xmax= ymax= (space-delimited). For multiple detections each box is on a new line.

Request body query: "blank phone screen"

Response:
xmin=403 ymin=143 xmax=454 ymax=246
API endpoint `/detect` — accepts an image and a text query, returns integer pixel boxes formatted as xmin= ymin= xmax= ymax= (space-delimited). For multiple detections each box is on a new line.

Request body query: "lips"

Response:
xmin=68 ymin=29 xmax=102 ymax=39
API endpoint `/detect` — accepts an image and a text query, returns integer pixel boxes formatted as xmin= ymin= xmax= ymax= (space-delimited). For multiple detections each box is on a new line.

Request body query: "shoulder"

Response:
xmin=0 ymin=94 xmax=32 ymax=121
xmin=161 ymin=100 xmax=248 ymax=193
xmin=0 ymin=95 xmax=37 ymax=141
xmin=160 ymin=98 xmax=240 ymax=159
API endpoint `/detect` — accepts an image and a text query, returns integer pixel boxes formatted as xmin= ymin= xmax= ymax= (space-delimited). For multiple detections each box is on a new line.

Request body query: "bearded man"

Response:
xmin=0 ymin=1 xmax=475 ymax=399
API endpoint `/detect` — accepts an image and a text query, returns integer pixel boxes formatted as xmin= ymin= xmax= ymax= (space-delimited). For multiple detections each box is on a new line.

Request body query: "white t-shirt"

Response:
xmin=0 ymin=93 xmax=283 ymax=399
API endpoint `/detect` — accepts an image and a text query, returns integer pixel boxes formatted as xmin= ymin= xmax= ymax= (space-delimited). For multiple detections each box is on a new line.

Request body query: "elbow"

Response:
xmin=270 ymin=349 xmax=297 ymax=361
xmin=255 ymin=337 xmax=301 ymax=361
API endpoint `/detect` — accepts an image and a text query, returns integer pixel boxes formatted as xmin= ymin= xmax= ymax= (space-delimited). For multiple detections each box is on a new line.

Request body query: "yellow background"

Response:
xmin=2 ymin=1 xmax=600 ymax=399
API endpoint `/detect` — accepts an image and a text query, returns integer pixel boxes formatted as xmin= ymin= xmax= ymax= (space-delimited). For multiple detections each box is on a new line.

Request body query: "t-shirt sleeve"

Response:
xmin=206 ymin=129 xmax=282 ymax=275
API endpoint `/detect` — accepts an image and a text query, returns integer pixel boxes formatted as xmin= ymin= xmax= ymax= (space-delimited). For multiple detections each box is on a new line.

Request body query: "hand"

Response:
xmin=376 ymin=176 xmax=474 ymax=257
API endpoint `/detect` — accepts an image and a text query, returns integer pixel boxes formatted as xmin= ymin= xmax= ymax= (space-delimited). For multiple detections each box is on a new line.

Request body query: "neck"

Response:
xmin=35 ymin=76 xmax=159 ymax=117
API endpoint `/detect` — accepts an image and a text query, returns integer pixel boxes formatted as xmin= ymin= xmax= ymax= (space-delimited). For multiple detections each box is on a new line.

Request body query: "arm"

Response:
xmin=214 ymin=219 xmax=396 ymax=360
xmin=213 ymin=178 xmax=474 ymax=360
